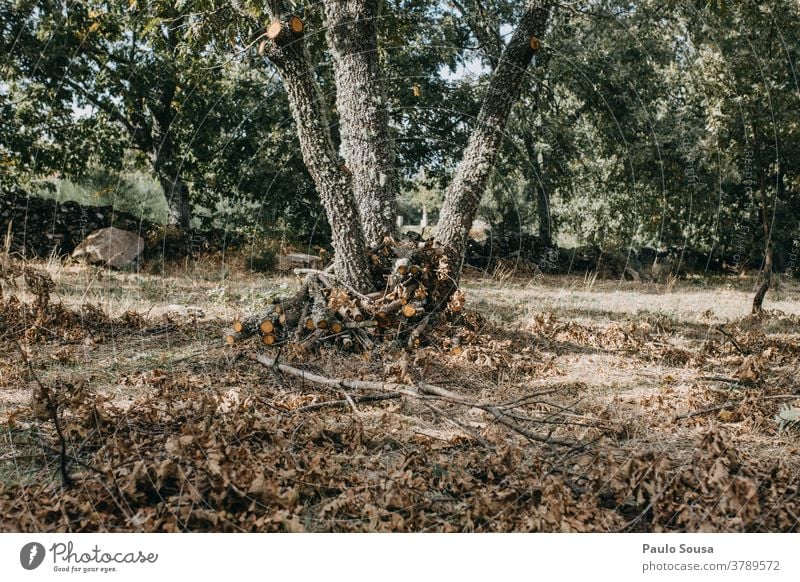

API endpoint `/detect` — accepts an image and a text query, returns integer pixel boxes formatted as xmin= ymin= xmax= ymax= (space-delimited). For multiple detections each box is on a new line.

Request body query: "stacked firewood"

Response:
xmin=227 ymin=238 xmax=469 ymax=351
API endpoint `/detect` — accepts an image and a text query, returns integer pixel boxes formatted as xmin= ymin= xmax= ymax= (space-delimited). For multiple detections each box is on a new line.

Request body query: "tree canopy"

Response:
xmin=2 ymin=0 xmax=798 ymax=277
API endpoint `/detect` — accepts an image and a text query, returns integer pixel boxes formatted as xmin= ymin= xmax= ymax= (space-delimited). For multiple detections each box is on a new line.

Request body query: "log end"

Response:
xmin=290 ymin=15 xmax=304 ymax=34
xmin=402 ymin=304 xmax=417 ymax=318
xmin=266 ymin=21 xmax=282 ymax=40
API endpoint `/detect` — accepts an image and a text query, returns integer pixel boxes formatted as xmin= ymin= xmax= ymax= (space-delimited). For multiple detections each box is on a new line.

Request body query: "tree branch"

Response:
xmin=59 ymin=77 xmax=137 ymax=138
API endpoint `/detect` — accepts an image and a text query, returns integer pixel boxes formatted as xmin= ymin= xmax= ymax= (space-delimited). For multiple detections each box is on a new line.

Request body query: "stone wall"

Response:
xmin=0 ymin=192 xmax=152 ymax=258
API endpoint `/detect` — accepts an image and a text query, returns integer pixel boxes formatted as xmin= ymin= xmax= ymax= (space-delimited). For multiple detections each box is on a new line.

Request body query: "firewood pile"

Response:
xmin=227 ymin=238 xmax=479 ymax=352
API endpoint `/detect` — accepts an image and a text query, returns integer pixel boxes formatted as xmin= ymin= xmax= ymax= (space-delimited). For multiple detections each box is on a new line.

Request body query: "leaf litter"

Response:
xmin=1 ymin=258 xmax=798 ymax=532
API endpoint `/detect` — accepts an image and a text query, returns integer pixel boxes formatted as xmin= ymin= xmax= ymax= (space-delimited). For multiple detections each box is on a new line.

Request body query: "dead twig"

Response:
xmin=14 ymin=341 xmax=72 ymax=488
xmin=675 ymin=392 xmax=800 ymax=421
xmin=421 ymin=401 xmax=493 ymax=449
xmin=715 ymin=325 xmax=746 ymax=355
xmin=674 ymin=404 xmax=729 ymax=421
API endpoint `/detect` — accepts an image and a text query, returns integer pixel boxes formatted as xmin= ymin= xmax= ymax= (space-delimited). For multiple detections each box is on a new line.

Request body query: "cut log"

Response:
xmin=336 ymin=304 xmax=364 ymax=323
xmin=309 ymin=278 xmax=331 ymax=329
xmin=290 ymin=15 xmax=304 ymax=34
xmin=259 ymin=319 xmax=275 ymax=334
xmin=266 ymin=21 xmax=282 ymax=39
xmin=402 ymin=304 xmax=417 ymax=318
xmin=376 ymin=299 xmax=403 ymax=319
xmin=345 ymin=320 xmax=378 ymax=330
xmin=262 ymin=334 xmax=276 ymax=346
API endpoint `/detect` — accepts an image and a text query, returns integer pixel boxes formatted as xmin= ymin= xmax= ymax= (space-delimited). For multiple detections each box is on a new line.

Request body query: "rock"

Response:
xmin=72 ymin=227 xmax=145 ymax=268
xmin=278 ymin=252 xmax=322 ymax=271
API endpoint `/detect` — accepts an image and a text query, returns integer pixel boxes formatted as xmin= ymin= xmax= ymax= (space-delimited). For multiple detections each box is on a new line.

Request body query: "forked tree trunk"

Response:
xmin=436 ymin=1 xmax=551 ymax=278
xmin=323 ymin=0 xmax=397 ymax=247
xmin=262 ymin=3 xmax=373 ymax=291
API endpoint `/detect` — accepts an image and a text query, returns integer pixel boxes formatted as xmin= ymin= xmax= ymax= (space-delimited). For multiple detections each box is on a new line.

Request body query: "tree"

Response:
xmin=256 ymin=0 xmax=552 ymax=290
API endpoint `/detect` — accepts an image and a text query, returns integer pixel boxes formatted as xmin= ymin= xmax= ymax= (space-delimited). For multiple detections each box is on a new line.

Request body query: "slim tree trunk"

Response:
xmin=159 ymin=175 xmax=191 ymax=229
xmin=752 ymin=187 xmax=773 ymax=314
xmin=752 ymin=240 xmax=772 ymax=314
xmin=150 ymin=10 xmax=191 ymax=230
xmin=323 ymin=0 xmax=397 ymax=247
xmin=436 ymin=1 xmax=551 ymax=278
xmin=262 ymin=4 xmax=373 ymax=291
xmin=522 ymin=131 xmax=552 ymax=247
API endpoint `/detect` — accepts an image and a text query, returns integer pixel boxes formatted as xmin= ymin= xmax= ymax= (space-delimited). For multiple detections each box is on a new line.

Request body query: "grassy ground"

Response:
xmin=1 ymin=258 xmax=798 ymax=531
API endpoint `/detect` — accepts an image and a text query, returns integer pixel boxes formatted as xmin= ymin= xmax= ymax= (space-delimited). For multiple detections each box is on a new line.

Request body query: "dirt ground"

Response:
xmin=1 ymin=257 xmax=798 ymax=532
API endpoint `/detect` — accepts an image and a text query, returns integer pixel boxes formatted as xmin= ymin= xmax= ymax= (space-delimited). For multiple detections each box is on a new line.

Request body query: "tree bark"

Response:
xmin=262 ymin=4 xmax=373 ymax=291
xmin=435 ymin=1 xmax=551 ymax=278
xmin=323 ymin=0 xmax=397 ymax=247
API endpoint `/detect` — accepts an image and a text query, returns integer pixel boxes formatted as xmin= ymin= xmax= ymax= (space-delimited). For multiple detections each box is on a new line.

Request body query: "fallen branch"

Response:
xmin=249 ymin=353 xmax=576 ymax=447
xmin=421 ymin=401 xmax=493 ymax=448
xmin=674 ymin=392 xmax=800 ymax=421
xmin=674 ymin=404 xmax=728 ymax=421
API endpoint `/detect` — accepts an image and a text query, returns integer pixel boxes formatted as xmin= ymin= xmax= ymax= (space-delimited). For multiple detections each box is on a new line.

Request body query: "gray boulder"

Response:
xmin=72 ymin=227 xmax=145 ymax=269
